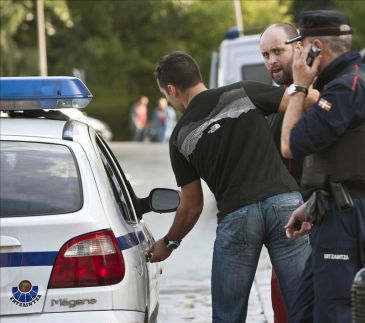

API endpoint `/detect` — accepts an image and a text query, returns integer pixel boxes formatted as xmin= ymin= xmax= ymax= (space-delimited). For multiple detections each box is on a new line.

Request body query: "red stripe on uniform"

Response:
xmin=352 ymin=76 xmax=358 ymax=91
xmin=352 ymin=65 xmax=359 ymax=91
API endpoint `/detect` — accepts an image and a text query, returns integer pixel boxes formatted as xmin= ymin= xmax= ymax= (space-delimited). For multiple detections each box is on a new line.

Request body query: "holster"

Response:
xmin=304 ymin=182 xmax=355 ymax=224
xmin=329 ymin=182 xmax=354 ymax=211
xmin=304 ymin=190 xmax=329 ymax=224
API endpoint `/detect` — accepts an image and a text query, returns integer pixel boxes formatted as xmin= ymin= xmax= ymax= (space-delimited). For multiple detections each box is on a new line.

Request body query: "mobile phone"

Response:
xmin=306 ymin=42 xmax=321 ymax=67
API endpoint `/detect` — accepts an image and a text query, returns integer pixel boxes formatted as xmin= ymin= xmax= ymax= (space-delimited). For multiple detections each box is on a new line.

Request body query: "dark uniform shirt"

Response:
xmin=290 ymin=51 xmax=365 ymax=160
xmin=169 ymin=81 xmax=298 ymax=218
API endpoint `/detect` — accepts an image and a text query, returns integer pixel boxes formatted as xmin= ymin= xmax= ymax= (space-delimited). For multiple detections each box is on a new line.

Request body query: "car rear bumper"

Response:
xmin=0 ymin=310 xmax=145 ymax=322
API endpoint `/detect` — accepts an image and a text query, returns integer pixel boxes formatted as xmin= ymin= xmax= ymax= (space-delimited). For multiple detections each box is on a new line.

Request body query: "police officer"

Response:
xmin=281 ymin=10 xmax=365 ymax=323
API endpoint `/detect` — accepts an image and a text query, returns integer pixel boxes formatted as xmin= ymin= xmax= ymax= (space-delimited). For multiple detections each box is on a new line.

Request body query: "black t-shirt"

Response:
xmin=169 ymin=81 xmax=298 ymax=217
xmin=266 ymin=112 xmax=304 ymax=185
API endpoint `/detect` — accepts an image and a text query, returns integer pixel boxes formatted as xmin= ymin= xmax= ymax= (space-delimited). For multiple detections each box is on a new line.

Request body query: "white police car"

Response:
xmin=0 ymin=77 xmax=180 ymax=322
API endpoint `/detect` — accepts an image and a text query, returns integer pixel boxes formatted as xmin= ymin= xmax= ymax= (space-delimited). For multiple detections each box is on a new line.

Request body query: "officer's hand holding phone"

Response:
xmin=292 ymin=41 xmax=322 ymax=89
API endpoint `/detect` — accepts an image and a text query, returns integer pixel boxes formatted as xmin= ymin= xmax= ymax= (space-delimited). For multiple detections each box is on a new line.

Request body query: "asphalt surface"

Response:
xmin=110 ymin=142 xmax=274 ymax=323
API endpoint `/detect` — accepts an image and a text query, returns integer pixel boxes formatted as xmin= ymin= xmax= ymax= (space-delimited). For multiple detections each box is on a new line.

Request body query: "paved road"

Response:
xmin=110 ymin=142 xmax=274 ymax=323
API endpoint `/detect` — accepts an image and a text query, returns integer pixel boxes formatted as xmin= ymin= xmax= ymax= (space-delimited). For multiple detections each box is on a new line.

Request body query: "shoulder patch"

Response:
xmin=318 ymin=98 xmax=332 ymax=111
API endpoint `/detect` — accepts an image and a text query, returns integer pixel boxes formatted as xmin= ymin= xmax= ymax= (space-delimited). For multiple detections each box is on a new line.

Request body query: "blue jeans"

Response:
xmin=212 ymin=192 xmax=311 ymax=323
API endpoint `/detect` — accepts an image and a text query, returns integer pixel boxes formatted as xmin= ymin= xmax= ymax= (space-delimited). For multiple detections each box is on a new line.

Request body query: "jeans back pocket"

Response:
xmin=216 ymin=208 xmax=248 ymax=255
xmin=274 ymin=203 xmax=306 ymax=245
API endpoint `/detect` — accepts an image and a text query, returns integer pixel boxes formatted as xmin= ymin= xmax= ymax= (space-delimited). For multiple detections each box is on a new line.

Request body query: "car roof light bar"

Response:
xmin=0 ymin=77 xmax=93 ymax=111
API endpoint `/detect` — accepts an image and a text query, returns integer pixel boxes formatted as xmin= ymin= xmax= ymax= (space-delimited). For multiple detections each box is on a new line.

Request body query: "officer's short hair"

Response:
xmin=154 ymin=52 xmax=202 ymax=90
xmin=304 ymin=26 xmax=352 ymax=55
xmin=320 ymin=25 xmax=352 ymax=54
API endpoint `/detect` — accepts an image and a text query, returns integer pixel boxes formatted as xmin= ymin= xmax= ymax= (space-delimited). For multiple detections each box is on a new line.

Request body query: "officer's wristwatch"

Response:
xmin=163 ymin=236 xmax=181 ymax=251
xmin=288 ymin=84 xmax=308 ymax=96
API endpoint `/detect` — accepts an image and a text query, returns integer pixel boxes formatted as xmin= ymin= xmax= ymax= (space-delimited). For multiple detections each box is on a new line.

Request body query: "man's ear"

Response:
xmin=167 ymin=84 xmax=178 ymax=97
xmin=313 ymin=39 xmax=323 ymax=50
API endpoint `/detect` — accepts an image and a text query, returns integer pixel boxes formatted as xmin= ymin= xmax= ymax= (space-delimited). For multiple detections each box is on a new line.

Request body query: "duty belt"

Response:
xmin=304 ymin=182 xmax=356 ymax=224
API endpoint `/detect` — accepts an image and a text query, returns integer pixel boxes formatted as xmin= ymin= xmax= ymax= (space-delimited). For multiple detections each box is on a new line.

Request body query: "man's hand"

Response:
xmin=285 ymin=202 xmax=312 ymax=238
xmin=149 ymin=238 xmax=172 ymax=263
xmin=292 ymin=42 xmax=321 ymax=88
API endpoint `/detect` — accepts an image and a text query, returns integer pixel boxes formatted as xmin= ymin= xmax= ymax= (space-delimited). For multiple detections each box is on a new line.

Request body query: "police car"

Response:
xmin=0 ymin=77 xmax=180 ymax=322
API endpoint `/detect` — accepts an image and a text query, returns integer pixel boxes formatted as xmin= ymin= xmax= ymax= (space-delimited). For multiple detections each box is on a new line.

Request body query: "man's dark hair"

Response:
xmin=154 ymin=51 xmax=202 ymax=90
xmin=261 ymin=23 xmax=298 ymax=40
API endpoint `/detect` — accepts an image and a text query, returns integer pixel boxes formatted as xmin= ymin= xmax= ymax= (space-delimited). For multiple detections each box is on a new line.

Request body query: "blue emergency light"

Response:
xmin=224 ymin=26 xmax=240 ymax=40
xmin=0 ymin=77 xmax=93 ymax=111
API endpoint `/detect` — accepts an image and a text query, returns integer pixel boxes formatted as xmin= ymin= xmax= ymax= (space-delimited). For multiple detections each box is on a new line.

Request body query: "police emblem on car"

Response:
xmin=10 ymin=280 xmax=41 ymax=307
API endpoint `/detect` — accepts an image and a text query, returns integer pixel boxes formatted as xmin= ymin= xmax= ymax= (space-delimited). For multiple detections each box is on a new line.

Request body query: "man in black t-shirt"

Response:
xmin=149 ymin=51 xmax=311 ymax=322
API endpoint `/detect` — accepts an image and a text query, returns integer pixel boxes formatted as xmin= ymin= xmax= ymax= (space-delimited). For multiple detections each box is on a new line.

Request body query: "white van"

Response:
xmin=209 ymin=33 xmax=271 ymax=88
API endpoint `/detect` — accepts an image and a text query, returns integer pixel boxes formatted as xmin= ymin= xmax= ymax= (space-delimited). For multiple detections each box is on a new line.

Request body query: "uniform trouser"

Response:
xmin=211 ymin=192 xmax=311 ymax=323
xmin=289 ymin=197 xmax=365 ymax=323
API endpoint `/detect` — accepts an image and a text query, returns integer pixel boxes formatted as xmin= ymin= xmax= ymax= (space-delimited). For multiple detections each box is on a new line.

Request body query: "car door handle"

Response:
xmin=0 ymin=236 xmax=21 ymax=247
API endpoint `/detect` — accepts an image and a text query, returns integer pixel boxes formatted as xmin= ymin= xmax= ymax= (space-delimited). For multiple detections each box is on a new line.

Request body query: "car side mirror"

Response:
xmin=134 ymin=188 xmax=180 ymax=220
xmin=149 ymin=188 xmax=180 ymax=213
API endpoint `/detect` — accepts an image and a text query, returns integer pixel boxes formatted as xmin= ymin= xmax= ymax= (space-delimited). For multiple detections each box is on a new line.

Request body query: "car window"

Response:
xmin=96 ymin=136 xmax=139 ymax=207
xmin=94 ymin=137 xmax=137 ymax=224
xmin=0 ymin=141 xmax=82 ymax=217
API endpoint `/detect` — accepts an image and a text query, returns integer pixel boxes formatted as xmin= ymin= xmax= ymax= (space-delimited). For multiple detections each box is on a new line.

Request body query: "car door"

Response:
xmin=91 ymin=132 xmax=159 ymax=311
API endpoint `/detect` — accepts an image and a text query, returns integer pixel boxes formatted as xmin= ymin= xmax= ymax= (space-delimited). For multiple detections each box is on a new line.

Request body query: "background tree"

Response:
xmin=288 ymin=0 xmax=336 ymax=22
xmin=0 ymin=0 xmax=72 ymax=75
xmin=1 ymin=0 xmax=363 ymax=140
xmin=335 ymin=0 xmax=365 ymax=50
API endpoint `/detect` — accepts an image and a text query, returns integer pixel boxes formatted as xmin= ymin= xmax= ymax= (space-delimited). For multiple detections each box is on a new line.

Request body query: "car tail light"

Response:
xmin=48 ymin=230 xmax=125 ymax=288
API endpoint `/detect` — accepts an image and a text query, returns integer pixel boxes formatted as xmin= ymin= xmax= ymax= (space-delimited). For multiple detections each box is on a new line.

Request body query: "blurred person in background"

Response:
xmin=152 ymin=97 xmax=176 ymax=142
xmin=130 ymin=95 xmax=149 ymax=141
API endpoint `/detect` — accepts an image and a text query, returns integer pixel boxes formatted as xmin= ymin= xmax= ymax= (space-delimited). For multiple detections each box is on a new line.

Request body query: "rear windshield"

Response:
xmin=0 ymin=141 xmax=82 ymax=217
